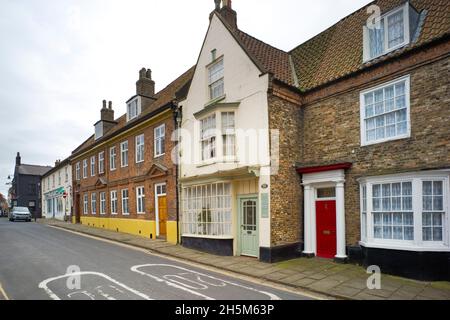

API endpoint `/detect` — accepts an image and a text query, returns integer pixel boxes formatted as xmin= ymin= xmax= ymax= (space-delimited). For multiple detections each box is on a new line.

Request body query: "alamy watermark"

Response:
xmin=366 ymin=265 xmax=382 ymax=290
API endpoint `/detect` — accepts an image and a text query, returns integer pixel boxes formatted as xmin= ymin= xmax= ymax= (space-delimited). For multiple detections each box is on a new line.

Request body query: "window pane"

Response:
xmin=387 ymin=11 xmax=404 ymax=48
xmin=369 ymin=21 xmax=384 ymax=58
xmin=433 ymin=228 xmax=443 ymax=241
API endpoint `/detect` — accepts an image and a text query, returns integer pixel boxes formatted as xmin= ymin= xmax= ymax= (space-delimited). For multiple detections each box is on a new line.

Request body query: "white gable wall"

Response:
xmin=180 ymin=14 xmax=270 ymax=179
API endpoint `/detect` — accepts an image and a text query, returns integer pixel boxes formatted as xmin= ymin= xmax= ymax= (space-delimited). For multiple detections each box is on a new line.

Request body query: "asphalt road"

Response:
xmin=0 ymin=218 xmax=314 ymax=300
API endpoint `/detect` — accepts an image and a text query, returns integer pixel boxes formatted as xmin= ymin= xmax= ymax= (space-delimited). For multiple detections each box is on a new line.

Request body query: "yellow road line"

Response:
xmin=0 ymin=282 xmax=10 ymax=300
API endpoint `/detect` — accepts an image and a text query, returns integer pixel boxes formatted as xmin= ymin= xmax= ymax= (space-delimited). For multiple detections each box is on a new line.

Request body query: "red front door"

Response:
xmin=316 ymin=200 xmax=337 ymax=259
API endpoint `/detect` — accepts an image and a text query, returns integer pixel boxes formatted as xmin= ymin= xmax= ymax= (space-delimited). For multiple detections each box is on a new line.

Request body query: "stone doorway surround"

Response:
xmin=297 ymin=163 xmax=352 ymax=263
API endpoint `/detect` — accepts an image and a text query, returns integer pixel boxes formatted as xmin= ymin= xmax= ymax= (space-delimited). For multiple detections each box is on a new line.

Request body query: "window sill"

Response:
xmin=154 ymin=154 xmax=165 ymax=159
xmin=359 ymin=241 xmax=450 ymax=252
xmin=361 ymin=134 xmax=411 ymax=147
xmin=182 ymin=234 xmax=233 ymax=240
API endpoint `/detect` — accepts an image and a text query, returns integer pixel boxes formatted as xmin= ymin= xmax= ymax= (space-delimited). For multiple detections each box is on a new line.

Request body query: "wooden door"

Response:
xmin=316 ymin=200 xmax=337 ymax=259
xmin=158 ymin=196 xmax=167 ymax=236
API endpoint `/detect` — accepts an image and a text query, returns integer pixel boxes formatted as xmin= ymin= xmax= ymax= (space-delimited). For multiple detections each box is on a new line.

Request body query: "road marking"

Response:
xmin=131 ymin=264 xmax=282 ymax=300
xmin=39 ymin=271 xmax=153 ymax=300
xmin=0 ymin=282 xmax=10 ymax=300
xmin=46 ymin=225 xmax=327 ymax=300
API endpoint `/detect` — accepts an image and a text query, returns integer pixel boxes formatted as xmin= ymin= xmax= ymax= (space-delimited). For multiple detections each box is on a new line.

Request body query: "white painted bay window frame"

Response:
xmin=181 ymin=182 xmax=233 ymax=239
xmin=359 ymin=171 xmax=450 ymax=252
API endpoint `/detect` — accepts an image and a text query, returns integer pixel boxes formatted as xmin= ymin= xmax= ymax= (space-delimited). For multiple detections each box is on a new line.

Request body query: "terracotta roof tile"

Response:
xmin=289 ymin=0 xmax=450 ymax=91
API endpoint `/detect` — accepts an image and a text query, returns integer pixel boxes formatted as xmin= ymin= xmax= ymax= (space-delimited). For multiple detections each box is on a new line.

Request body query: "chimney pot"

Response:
xmin=102 ymin=100 xmax=107 ymax=109
xmin=108 ymin=101 xmax=112 ymax=110
xmin=136 ymin=68 xmax=155 ymax=97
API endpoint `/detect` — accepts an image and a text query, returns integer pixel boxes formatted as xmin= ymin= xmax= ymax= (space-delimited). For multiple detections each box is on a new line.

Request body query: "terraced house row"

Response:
xmin=64 ymin=0 xmax=449 ymax=281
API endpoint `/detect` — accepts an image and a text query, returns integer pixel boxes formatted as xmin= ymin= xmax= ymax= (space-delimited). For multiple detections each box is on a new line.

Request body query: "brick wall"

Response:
xmin=268 ymin=93 xmax=303 ymax=246
xmin=301 ymin=55 xmax=450 ymax=245
xmin=72 ymin=112 xmax=178 ymax=223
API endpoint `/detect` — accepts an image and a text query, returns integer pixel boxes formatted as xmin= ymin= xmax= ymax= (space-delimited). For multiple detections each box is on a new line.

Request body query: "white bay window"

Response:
xmin=360 ymin=172 xmax=449 ymax=250
xmin=182 ymin=182 xmax=232 ymax=238
xmin=222 ymin=112 xmax=236 ymax=158
xmin=201 ymin=114 xmax=216 ymax=161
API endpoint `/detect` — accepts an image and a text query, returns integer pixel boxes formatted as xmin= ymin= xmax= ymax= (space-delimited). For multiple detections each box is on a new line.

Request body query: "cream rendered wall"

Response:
xmin=180 ymin=14 xmax=271 ymax=178
xmin=180 ymin=14 xmax=272 ymax=251
xmin=42 ymin=163 xmax=73 ymax=220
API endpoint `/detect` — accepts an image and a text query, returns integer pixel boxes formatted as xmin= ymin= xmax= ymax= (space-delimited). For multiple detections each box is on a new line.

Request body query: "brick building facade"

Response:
xmin=71 ymin=68 xmax=194 ymax=244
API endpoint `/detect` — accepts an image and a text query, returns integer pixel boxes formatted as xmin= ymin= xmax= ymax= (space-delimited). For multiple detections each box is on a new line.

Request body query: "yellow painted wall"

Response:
xmin=166 ymin=221 xmax=179 ymax=244
xmin=80 ymin=217 xmax=157 ymax=240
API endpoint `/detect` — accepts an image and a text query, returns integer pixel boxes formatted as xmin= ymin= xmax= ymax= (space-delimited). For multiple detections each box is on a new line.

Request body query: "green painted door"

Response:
xmin=239 ymin=197 xmax=258 ymax=257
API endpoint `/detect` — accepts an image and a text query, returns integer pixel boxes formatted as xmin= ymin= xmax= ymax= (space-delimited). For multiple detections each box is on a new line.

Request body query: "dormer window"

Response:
xmin=94 ymin=122 xmax=103 ymax=140
xmin=208 ymin=58 xmax=224 ymax=100
xmin=127 ymin=96 xmax=141 ymax=121
xmin=363 ymin=3 xmax=419 ymax=62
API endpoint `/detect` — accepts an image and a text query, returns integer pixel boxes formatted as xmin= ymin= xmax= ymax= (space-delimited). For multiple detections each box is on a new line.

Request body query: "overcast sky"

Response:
xmin=0 ymin=0 xmax=372 ymax=197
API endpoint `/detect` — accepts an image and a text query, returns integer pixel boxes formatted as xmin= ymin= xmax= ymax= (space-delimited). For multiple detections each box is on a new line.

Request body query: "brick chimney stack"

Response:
xmin=136 ymin=68 xmax=155 ymax=97
xmin=211 ymin=0 xmax=237 ymax=29
xmin=101 ymin=99 xmax=114 ymax=122
xmin=16 ymin=152 xmax=21 ymax=166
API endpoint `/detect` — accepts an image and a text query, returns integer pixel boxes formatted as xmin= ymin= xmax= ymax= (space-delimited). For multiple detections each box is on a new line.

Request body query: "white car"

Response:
xmin=9 ymin=207 xmax=32 ymax=222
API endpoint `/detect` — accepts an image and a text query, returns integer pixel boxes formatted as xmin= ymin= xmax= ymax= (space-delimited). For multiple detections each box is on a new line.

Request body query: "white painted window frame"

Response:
xmin=359 ymin=171 xmax=450 ymax=252
xmin=90 ymin=156 xmax=96 ymax=177
xmin=181 ymin=182 xmax=233 ymax=239
xmin=110 ymin=147 xmax=116 ymax=171
xmin=110 ymin=190 xmax=118 ymax=215
xmin=363 ymin=3 xmax=411 ymax=62
xmin=135 ymin=134 xmax=145 ymax=164
xmin=360 ymin=75 xmax=411 ymax=146
xmin=121 ymin=189 xmax=129 ymax=216
xmin=126 ymin=96 xmax=142 ymax=122
xmin=91 ymin=192 xmax=97 ymax=215
xmin=120 ymin=141 xmax=129 ymax=168
xmin=100 ymin=192 xmax=106 ymax=215
xmin=83 ymin=194 xmax=88 ymax=215
xmin=154 ymin=183 xmax=167 ymax=236
xmin=208 ymin=58 xmax=225 ymax=101
xmin=82 ymin=159 xmax=88 ymax=179
xmin=154 ymin=124 xmax=166 ymax=158
xmin=98 ymin=151 xmax=105 ymax=174
xmin=136 ymin=186 xmax=145 ymax=215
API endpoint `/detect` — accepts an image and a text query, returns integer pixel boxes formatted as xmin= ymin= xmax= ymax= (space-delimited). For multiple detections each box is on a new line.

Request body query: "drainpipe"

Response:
xmin=172 ymin=101 xmax=182 ymax=245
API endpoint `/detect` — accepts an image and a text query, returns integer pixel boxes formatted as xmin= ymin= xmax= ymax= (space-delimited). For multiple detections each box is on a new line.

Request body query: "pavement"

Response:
xmin=0 ymin=218 xmax=315 ymax=300
xmin=33 ymin=218 xmax=450 ymax=301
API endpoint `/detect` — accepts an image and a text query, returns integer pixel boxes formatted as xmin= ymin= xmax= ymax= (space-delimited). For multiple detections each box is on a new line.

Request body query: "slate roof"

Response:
xmin=17 ymin=164 xmax=53 ymax=176
xmin=217 ymin=0 xmax=450 ymax=91
xmin=72 ymin=66 xmax=195 ymax=156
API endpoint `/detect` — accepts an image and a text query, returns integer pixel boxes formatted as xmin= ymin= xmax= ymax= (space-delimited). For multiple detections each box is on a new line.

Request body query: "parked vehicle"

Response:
xmin=9 ymin=207 xmax=32 ymax=222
